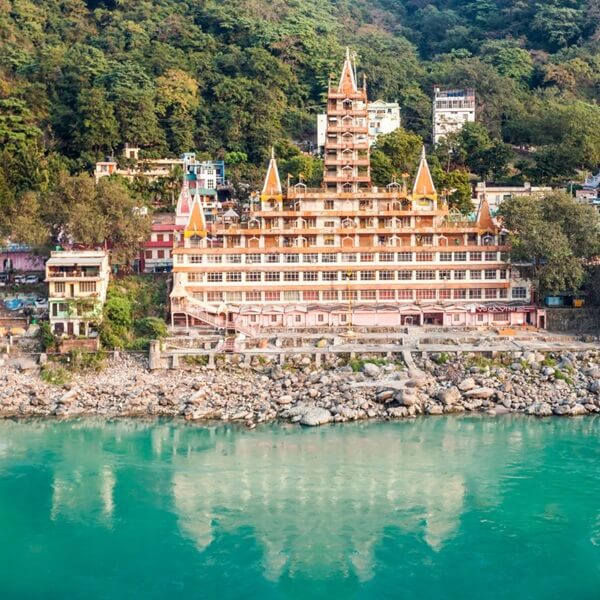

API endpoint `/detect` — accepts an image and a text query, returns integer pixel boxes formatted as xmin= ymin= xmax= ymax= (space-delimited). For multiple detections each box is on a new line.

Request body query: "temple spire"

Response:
xmin=184 ymin=196 xmax=207 ymax=238
xmin=338 ymin=47 xmax=357 ymax=95
xmin=412 ymin=146 xmax=437 ymax=198
xmin=261 ymin=149 xmax=283 ymax=201
xmin=476 ymin=192 xmax=494 ymax=229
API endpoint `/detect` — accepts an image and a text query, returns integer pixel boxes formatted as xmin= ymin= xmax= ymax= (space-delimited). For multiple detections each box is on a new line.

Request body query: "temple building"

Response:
xmin=170 ymin=51 xmax=544 ymax=333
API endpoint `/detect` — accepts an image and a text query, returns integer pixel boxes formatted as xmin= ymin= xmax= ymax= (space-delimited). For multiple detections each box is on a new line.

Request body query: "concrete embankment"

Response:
xmin=2 ymin=349 xmax=600 ymax=425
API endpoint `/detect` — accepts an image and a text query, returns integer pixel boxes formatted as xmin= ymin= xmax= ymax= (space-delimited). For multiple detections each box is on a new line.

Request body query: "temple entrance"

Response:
xmin=423 ymin=312 xmax=444 ymax=326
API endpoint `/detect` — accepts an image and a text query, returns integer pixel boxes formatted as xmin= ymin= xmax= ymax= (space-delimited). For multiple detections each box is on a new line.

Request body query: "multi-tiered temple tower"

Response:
xmin=170 ymin=50 xmax=543 ymax=333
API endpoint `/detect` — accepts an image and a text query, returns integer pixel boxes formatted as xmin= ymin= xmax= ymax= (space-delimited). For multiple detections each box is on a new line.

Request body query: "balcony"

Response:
xmin=46 ymin=269 xmax=101 ymax=279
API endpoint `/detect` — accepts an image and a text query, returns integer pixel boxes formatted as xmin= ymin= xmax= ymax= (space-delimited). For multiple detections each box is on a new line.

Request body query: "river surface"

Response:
xmin=0 ymin=417 xmax=599 ymax=599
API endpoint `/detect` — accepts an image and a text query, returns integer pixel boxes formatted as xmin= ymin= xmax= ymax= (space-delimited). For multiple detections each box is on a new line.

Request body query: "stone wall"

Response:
xmin=546 ymin=308 xmax=600 ymax=333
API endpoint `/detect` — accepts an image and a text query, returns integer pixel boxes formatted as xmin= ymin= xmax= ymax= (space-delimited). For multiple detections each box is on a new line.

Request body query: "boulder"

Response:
xmin=457 ymin=377 xmax=475 ymax=392
xmin=426 ymin=404 xmax=443 ymax=415
xmin=362 ymin=362 xmax=381 ymax=378
xmin=276 ymin=394 xmax=293 ymax=405
xmin=59 ymin=389 xmax=78 ymax=404
xmin=375 ymin=389 xmax=395 ymax=403
xmin=14 ymin=358 xmax=39 ymax=372
xmin=300 ymin=407 xmax=332 ymax=427
xmin=570 ymin=403 xmax=587 ymax=416
xmin=437 ymin=386 xmax=461 ymax=406
xmin=587 ymin=367 xmax=600 ymax=379
xmin=542 ymin=367 xmax=555 ymax=377
xmin=387 ymin=406 xmax=408 ymax=418
xmin=463 ymin=387 xmax=495 ymax=400
xmin=394 ymin=389 xmax=418 ymax=406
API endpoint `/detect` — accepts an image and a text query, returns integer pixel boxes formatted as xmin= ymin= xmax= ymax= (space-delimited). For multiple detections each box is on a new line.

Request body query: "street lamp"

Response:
xmin=342 ymin=270 xmax=356 ymax=338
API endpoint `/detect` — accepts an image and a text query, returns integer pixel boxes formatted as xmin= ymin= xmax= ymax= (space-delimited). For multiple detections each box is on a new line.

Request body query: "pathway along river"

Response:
xmin=0 ymin=416 xmax=599 ymax=599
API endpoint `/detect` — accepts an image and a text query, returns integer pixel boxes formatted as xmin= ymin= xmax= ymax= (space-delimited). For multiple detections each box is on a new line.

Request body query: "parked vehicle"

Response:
xmin=14 ymin=275 xmax=26 ymax=284
xmin=24 ymin=275 xmax=39 ymax=284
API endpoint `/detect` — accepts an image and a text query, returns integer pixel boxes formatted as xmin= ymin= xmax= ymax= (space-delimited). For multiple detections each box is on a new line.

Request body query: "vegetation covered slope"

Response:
xmin=2 ymin=0 xmax=600 ymax=208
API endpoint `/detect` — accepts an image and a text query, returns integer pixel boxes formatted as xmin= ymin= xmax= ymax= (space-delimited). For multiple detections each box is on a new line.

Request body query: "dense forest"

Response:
xmin=2 ymin=0 xmax=600 ymax=241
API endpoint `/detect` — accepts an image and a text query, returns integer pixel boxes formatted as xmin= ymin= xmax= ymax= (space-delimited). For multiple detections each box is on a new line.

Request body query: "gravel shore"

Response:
xmin=2 ymin=350 xmax=600 ymax=425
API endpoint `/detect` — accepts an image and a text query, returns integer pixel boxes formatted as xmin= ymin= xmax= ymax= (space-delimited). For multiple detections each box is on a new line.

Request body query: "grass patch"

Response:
xmin=183 ymin=355 xmax=209 ymax=366
xmin=432 ymin=352 xmax=451 ymax=365
xmin=348 ymin=357 xmax=388 ymax=372
xmin=40 ymin=364 xmax=71 ymax=386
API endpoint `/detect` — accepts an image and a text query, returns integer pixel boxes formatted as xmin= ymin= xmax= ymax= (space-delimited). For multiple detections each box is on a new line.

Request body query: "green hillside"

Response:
xmin=2 ymin=1 xmax=600 ymax=199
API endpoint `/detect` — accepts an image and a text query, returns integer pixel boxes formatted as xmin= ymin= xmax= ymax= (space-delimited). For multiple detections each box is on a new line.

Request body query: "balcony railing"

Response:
xmin=47 ymin=270 xmax=101 ymax=279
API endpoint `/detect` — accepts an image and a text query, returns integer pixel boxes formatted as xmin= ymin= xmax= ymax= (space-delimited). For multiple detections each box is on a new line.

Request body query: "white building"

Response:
xmin=367 ymin=100 xmax=401 ymax=146
xmin=433 ymin=88 xmax=475 ymax=144
xmin=474 ymin=182 xmax=552 ymax=214
xmin=45 ymin=250 xmax=110 ymax=337
xmin=317 ymin=100 xmax=401 ymax=151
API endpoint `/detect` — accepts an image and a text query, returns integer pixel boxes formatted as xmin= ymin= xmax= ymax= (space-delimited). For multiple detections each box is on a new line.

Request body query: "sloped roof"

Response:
xmin=412 ymin=146 xmax=437 ymax=197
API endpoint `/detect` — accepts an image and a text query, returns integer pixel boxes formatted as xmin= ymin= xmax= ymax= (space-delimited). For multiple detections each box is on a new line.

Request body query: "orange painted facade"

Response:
xmin=170 ymin=51 xmax=543 ymax=333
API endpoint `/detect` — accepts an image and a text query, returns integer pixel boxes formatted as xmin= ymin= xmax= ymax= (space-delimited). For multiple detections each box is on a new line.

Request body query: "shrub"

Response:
xmin=39 ymin=321 xmax=56 ymax=351
xmin=40 ymin=364 xmax=71 ymax=386
xmin=134 ymin=316 xmax=168 ymax=339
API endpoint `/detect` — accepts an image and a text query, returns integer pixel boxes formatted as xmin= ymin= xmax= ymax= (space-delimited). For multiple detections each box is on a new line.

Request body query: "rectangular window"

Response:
xmin=284 ymin=291 xmax=301 ymax=301
xmin=295 ymin=314 xmax=302 ymax=323
xmin=454 ymin=252 xmax=467 ymax=261
xmin=80 ymin=281 xmax=96 ymax=293
xmin=485 ymin=269 xmax=496 ymax=280
xmin=454 ymin=270 xmax=466 ymax=280
xmin=499 ymin=269 xmax=507 ymax=279
xmin=189 ymin=255 xmax=203 ymax=264
xmin=494 ymin=312 xmax=509 ymax=321
xmin=324 ymin=235 xmax=335 ymax=246
xmin=284 ymin=272 xmax=299 ymax=281
xmin=322 ymin=271 xmax=338 ymax=281
xmin=187 ymin=273 xmax=202 ymax=282
xmin=266 ymin=254 xmax=279 ymax=263
xmin=226 ymin=254 xmax=241 ymax=263
xmin=398 ymin=252 xmax=413 ymax=262
xmin=341 ymin=253 xmax=357 ymax=263
xmin=379 ymin=271 xmax=395 ymax=280
xmin=416 ymin=289 xmax=436 ymax=300
xmin=512 ymin=287 xmax=527 ymax=299
xmin=226 ymin=272 xmax=241 ymax=282
xmin=145 ymin=250 xmax=152 ymax=259
xmin=438 ymin=269 xmax=451 ymax=281
xmin=485 ymin=251 xmax=497 ymax=261
xmin=303 ymin=290 xmax=319 ymax=301
xmin=157 ymin=250 xmax=165 ymax=259
xmin=323 ymin=290 xmax=338 ymax=300
xmin=397 ymin=289 xmax=413 ymax=299
xmin=469 ymin=289 xmax=482 ymax=299
xmin=361 ymin=290 xmax=377 ymax=300
xmin=439 ymin=252 xmax=452 ymax=262
xmin=341 ymin=290 xmax=357 ymax=300
xmin=439 ymin=289 xmax=452 ymax=300
xmin=498 ymin=288 xmax=508 ymax=299
xmin=416 ymin=270 xmax=435 ymax=280
xmin=324 ymin=200 xmax=335 ymax=210
xmin=304 ymin=253 xmax=318 ymax=263
xmin=207 ymin=273 xmax=222 ymax=282
xmin=54 ymin=282 xmax=65 ymax=294
xmin=379 ymin=252 xmax=394 ymax=262
xmin=360 ymin=271 xmax=375 ymax=281
xmin=322 ymin=253 xmax=337 ymax=263
xmin=453 ymin=289 xmax=466 ymax=299
xmin=284 ymin=253 xmax=299 ymax=263
xmin=246 ymin=272 xmax=261 ymax=282
xmin=470 ymin=251 xmax=482 ymax=261
xmin=317 ymin=313 xmax=325 ymax=322
xmin=265 ymin=291 xmax=280 ymax=301
xmin=398 ymin=270 xmax=412 ymax=280
xmin=416 ymin=252 xmax=433 ymax=262
xmin=226 ymin=291 xmax=242 ymax=301
xmin=246 ymin=254 xmax=261 ymax=264
xmin=303 ymin=272 xmax=318 ymax=281
xmin=470 ymin=270 xmax=482 ymax=280
xmin=485 ymin=288 xmax=497 ymax=299
xmin=246 ymin=291 xmax=261 ymax=301
xmin=206 ymin=255 xmax=222 ymax=264
xmin=379 ymin=289 xmax=395 ymax=300
xmin=207 ymin=291 xmax=223 ymax=301
xmin=360 ymin=253 xmax=374 ymax=262
xmin=250 ymin=314 xmax=258 ymax=323
xmin=265 ymin=272 xmax=280 ymax=282
xmin=324 ymin=220 xmax=336 ymax=228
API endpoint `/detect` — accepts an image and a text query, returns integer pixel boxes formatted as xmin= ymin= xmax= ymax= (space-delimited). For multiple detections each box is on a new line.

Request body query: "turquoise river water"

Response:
xmin=0 ymin=417 xmax=599 ymax=599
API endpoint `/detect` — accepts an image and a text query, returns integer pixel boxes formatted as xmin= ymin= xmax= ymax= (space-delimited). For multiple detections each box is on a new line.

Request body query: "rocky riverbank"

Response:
xmin=2 ymin=350 xmax=600 ymax=424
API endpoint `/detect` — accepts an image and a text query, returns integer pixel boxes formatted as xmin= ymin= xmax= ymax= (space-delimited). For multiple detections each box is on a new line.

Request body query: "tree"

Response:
xmin=374 ymin=128 xmax=423 ymax=182
xmin=498 ymin=193 xmax=600 ymax=296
